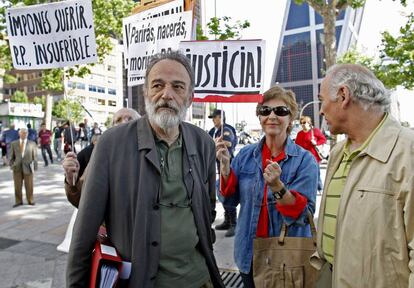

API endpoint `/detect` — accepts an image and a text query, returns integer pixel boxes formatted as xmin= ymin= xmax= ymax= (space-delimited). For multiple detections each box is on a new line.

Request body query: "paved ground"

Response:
xmin=0 ymin=149 xmax=325 ymax=288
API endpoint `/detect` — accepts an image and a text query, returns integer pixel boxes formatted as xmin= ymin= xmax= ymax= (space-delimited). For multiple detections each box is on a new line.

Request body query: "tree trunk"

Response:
xmin=322 ymin=4 xmax=337 ymax=70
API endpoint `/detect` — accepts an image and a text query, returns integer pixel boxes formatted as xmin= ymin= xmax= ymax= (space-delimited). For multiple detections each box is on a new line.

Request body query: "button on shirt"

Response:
xmin=154 ymin=133 xmax=209 ymax=288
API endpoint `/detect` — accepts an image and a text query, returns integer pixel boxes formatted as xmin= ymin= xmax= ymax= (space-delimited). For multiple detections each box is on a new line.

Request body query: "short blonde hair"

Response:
xmin=256 ymin=86 xmax=298 ymax=134
xmin=300 ymin=116 xmax=312 ymax=125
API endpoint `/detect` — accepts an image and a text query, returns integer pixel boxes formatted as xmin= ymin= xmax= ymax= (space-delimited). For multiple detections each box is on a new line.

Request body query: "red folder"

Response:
xmin=89 ymin=228 xmax=123 ymax=288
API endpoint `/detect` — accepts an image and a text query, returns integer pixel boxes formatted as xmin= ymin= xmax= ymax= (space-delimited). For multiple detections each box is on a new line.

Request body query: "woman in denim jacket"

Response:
xmin=216 ymin=86 xmax=318 ymax=287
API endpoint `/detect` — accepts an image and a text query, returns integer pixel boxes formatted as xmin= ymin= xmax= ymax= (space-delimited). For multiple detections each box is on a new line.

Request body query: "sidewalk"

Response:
xmin=0 ymin=152 xmax=236 ymax=288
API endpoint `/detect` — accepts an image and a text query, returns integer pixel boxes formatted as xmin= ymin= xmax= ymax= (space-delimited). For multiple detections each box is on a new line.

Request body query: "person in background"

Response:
xmin=311 ymin=63 xmax=414 ymax=287
xmin=216 ymin=86 xmax=318 ymax=287
xmin=295 ymin=115 xmax=327 ymax=192
xmin=66 ymin=51 xmax=224 ymax=287
xmin=27 ymin=123 xmax=37 ymax=144
xmin=90 ymin=122 xmax=102 ymax=137
xmin=78 ymin=123 xmax=89 ymax=150
xmin=9 ymin=128 xmax=38 ymax=207
xmin=38 ymin=123 xmax=53 ymax=166
xmin=63 ymin=121 xmax=78 ymax=154
xmin=63 ymin=108 xmax=140 ymax=207
xmin=208 ymin=109 xmax=238 ymax=237
xmin=1 ymin=124 xmax=19 ymax=161
xmin=0 ymin=122 xmax=7 ymax=165
xmin=53 ymin=123 xmax=63 ymax=161
xmin=83 ymin=118 xmax=91 ymax=145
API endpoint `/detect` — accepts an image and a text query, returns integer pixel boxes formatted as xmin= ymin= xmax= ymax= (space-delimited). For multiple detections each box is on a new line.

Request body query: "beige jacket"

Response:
xmin=313 ymin=116 xmax=414 ymax=288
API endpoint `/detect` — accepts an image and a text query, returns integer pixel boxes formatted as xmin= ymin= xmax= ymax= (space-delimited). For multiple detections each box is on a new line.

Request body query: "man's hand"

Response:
xmin=62 ymin=152 xmax=79 ymax=186
xmin=215 ymin=136 xmax=231 ymax=175
xmin=263 ymin=159 xmax=284 ymax=192
xmin=311 ymin=139 xmax=317 ymax=146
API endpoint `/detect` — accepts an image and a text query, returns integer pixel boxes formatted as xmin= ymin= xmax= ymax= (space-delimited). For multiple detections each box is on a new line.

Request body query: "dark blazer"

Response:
xmin=9 ymin=139 xmax=38 ymax=174
xmin=66 ymin=116 xmax=224 ymax=287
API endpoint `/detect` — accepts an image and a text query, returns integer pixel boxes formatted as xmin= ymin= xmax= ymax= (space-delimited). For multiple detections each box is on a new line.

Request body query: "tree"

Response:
xmin=295 ymin=0 xmax=408 ymax=71
xmin=33 ymin=95 xmax=46 ymax=111
xmin=379 ymin=12 xmax=414 ymax=90
xmin=294 ymin=0 xmax=365 ymax=69
xmin=338 ymin=10 xmax=414 ymax=90
xmin=52 ymin=99 xmax=84 ymax=124
xmin=196 ymin=16 xmax=250 ymax=41
xmin=0 ymin=0 xmax=135 ymax=91
xmin=104 ymin=115 xmax=113 ymax=128
xmin=11 ymin=90 xmax=28 ymax=103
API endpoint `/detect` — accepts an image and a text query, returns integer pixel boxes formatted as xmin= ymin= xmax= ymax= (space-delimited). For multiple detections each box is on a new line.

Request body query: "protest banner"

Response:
xmin=6 ymin=0 xmax=97 ymax=70
xmin=123 ymin=10 xmax=192 ymax=86
xmin=123 ymin=0 xmax=183 ymax=71
xmin=179 ymin=40 xmax=265 ymax=102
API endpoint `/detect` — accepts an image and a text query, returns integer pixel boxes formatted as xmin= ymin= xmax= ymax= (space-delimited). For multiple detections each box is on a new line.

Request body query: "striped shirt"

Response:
xmin=322 ymin=114 xmax=388 ymax=264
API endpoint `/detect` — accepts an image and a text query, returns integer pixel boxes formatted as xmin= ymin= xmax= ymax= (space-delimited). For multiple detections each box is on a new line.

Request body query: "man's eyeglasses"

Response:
xmin=300 ymin=121 xmax=307 ymax=124
xmin=257 ymin=106 xmax=290 ymax=117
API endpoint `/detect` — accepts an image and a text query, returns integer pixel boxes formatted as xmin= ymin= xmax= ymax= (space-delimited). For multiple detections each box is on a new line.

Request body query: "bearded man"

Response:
xmin=66 ymin=51 xmax=224 ymax=288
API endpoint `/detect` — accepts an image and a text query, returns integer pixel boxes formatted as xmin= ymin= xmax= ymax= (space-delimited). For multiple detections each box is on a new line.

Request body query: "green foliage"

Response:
xmin=33 ymin=95 xmax=45 ymax=111
xmin=11 ymin=90 xmax=28 ymax=103
xmin=197 ymin=16 xmax=250 ymax=41
xmin=196 ymin=24 xmax=208 ymax=41
xmin=52 ymin=99 xmax=84 ymax=124
xmin=337 ymin=49 xmax=390 ymax=87
xmin=379 ymin=13 xmax=414 ymax=90
xmin=0 ymin=0 xmax=134 ymax=89
xmin=104 ymin=115 xmax=113 ymax=128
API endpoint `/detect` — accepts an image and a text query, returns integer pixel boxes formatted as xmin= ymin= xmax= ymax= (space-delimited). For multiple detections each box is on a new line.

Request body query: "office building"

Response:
xmin=271 ymin=0 xmax=364 ymax=128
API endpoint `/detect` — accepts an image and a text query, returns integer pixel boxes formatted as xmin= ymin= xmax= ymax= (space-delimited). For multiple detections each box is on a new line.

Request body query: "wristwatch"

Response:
xmin=273 ymin=186 xmax=287 ymax=200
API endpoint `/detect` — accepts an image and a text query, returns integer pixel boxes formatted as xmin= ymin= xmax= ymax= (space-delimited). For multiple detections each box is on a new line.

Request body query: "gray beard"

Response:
xmin=145 ymin=98 xmax=187 ymax=134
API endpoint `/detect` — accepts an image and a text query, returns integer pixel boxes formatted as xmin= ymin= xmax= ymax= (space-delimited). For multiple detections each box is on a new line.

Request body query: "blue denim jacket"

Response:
xmin=222 ymin=137 xmax=318 ymax=274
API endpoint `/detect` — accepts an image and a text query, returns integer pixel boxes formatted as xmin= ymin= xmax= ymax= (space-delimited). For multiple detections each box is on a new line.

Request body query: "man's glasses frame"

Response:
xmin=257 ymin=105 xmax=291 ymax=117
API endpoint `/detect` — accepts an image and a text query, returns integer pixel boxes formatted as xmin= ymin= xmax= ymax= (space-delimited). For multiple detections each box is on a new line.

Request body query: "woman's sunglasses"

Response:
xmin=258 ymin=106 xmax=291 ymax=117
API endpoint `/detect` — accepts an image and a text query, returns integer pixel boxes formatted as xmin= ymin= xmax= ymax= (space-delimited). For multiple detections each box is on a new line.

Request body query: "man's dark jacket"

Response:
xmin=66 ymin=116 xmax=224 ymax=287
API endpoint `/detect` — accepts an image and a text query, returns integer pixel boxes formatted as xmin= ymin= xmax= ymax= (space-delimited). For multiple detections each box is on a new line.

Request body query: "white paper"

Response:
xmin=100 ymin=244 xmax=117 ymax=257
xmin=119 ymin=261 xmax=132 ymax=280
xmin=99 ymin=264 xmax=119 ymax=288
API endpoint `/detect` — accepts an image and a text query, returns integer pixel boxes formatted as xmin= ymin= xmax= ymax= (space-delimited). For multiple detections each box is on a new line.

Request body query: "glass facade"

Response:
xmin=286 ymin=84 xmax=314 ymax=119
xmin=276 ymin=32 xmax=312 ymax=83
xmin=286 ymin=1 xmax=310 ymax=30
xmin=316 ymin=26 xmax=343 ymax=78
xmin=272 ymin=0 xmax=363 ymax=127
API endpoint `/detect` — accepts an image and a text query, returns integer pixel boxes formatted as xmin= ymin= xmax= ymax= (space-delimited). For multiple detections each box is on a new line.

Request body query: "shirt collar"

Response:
xmin=343 ymin=113 xmax=388 ymax=159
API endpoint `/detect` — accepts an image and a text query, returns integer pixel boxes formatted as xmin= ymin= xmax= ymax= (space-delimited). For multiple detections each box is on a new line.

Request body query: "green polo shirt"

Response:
xmin=154 ymin=134 xmax=210 ymax=288
xmin=322 ymin=114 xmax=388 ymax=264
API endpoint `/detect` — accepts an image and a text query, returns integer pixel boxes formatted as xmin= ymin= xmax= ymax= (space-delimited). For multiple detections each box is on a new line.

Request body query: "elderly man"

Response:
xmin=66 ymin=51 xmax=224 ymax=287
xmin=312 ymin=63 xmax=414 ymax=287
xmin=62 ymin=107 xmax=140 ymax=207
xmin=9 ymin=128 xmax=38 ymax=207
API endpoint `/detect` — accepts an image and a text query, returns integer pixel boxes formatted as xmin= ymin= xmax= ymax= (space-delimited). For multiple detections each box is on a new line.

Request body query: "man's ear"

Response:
xmin=339 ymin=86 xmax=351 ymax=108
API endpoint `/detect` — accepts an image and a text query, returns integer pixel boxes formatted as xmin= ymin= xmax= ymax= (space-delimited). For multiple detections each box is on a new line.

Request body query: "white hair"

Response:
xmin=327 ymin=64 xmax=391 ymax=112
xmin=144 ymin=97 xmax=188 ymax=134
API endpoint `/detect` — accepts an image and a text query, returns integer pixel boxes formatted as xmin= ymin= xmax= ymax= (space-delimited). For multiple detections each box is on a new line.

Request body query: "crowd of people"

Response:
xmin=0 ymin=118 xmax=116 ymax=207
xmin=1 ymin=50 xmax=413 ymax=288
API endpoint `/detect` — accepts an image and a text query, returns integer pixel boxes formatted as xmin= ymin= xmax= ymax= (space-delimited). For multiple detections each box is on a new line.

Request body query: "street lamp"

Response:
xmin=299 ymin=100 xmax=321 ymax=119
